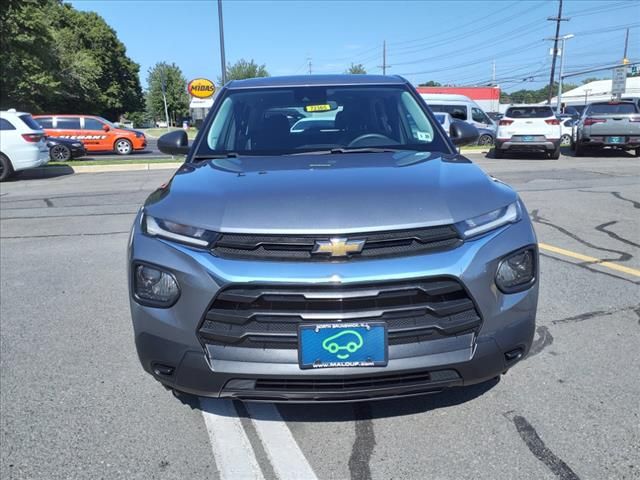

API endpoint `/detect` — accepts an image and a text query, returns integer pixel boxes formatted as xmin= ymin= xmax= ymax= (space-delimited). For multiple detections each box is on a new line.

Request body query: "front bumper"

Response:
xmin=128 ymin=213 xmax=538 ymax=402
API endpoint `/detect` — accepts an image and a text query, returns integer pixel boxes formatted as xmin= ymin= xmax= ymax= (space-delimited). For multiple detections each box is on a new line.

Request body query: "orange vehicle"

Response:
xmin=33 ymin=115 xmax=146 ymax=155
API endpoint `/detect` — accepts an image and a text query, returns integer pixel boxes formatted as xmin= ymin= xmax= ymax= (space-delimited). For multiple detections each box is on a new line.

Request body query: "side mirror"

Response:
xmin=158 ymin=130 xmax=190 ymax=155
xmin=449 ymin=120 xmax=479 ymax=146
xmin=102 ymin=124 xmax=110 ymax=132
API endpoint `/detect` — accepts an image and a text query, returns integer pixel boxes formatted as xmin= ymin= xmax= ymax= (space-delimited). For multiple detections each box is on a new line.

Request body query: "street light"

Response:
xmin=556 ymin=33 xmax=574 ymax=115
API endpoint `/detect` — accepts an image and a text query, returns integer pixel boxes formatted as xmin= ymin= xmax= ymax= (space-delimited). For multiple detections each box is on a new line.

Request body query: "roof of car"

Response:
xmin=226 ymin=74 xmax=408 ymax=89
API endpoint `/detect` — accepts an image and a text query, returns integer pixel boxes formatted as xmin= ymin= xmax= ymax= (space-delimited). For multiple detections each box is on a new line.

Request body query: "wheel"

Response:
xmin=548 ymin=147 xmax=560 ymax=160
xmin=0 ymin=153 xmax=14 ymax=181
xmin=49 ymin=144 xmax=71 ymax=161
xmin=574 ymin=141 xmax=584 ymax=157
xmin=477 ymin=134 xmax=493 ymax=146
xmin=493 ymin=148 xmax=504 ymax=159
xmin=560 ymin=134 xmax=571 ymax=146
xmin=114 ymin=138 xmax=133 ymax=155
xmin=635 ymin=148 xmax=640 ymax=157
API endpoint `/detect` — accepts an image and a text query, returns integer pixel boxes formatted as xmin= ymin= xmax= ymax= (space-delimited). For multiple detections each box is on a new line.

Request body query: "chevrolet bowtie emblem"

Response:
xmin=312 ymin=237 xmax=365 ymax=257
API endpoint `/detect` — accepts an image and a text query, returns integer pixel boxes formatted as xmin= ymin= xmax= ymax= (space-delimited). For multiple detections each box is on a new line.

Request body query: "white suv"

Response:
xmin=495 ymin=105 xmax=562 ymax=159
xmin=0 ymin=109 xmax=50 ymax=181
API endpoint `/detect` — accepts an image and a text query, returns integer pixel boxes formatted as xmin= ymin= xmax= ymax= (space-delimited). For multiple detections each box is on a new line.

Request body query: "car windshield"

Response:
xmin=588 ymin=103 xmax=638 ymax=114
xmin=97 ymin=116 xmax=118 ymax=128
xmin=197 ymin=85 xmax=449 ymax=156
xmin=505 ymin=106 xmax=554 ymax=118
xmin=434 ymin=114 xmax=446 ymax=124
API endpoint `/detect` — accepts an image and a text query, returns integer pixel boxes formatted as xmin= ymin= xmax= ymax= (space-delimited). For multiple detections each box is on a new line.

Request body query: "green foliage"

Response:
xmin=220 ymin=59 xmax=269 ymax=84
xmin=418 ymin=80 xmax=442 ymax=87
xmin=146 ymin=62 xmax=189 ymax=126
xmin=582 ymin=77 xmax=602 ymax=84
xmin=501 ymin=82 xmax=578 ymax=104
xmin=346 ymin=63 xmax=367 ymax=74
xmin=0 ymin=0 xmax=143 ymax=119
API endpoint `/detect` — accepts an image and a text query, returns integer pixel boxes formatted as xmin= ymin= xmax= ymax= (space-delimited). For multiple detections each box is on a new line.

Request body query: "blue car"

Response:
xmin=128 ymin=75 xmax=538 ymax=402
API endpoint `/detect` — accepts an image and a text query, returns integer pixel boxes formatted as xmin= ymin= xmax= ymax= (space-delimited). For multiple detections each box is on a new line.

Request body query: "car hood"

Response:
xmin=144 ymin=151 xmax=517 ymax=234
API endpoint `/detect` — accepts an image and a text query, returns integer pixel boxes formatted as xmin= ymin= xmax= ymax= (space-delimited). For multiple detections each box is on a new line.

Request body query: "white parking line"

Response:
xmin=200 ymin=398 xmax=263 ymax=480
xmin=245 ymin=403 xmax=318 ymax=480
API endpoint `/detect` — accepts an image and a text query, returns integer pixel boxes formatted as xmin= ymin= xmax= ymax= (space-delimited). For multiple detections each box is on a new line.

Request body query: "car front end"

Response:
xmin=128 ymin=76 xmax=538 ymax=402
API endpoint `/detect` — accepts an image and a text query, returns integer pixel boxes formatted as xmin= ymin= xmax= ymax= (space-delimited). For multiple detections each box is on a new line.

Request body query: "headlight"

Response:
xmin=456 ymin=202 xmax=520 ymax=238
xmin=143 ymin=214 xmax=217 ymax=247
xmin=496 ymin=247 xmax=537 ymax=293
xmin=133 ymin=263 xmax=180 ymax=307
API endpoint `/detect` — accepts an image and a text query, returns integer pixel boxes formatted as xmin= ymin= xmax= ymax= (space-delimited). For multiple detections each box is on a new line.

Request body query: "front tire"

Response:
xmin=114 ymin=138 xmax=133 ymax=155
xmin=50 ymin=144 xmax=71 ymax=161
xmin=0 ymin=153 xmax=14 ymax=181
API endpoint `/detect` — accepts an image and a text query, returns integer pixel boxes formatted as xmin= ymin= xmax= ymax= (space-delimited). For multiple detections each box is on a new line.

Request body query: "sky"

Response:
xmin=70 ymin=0 xmax=640 ymax=92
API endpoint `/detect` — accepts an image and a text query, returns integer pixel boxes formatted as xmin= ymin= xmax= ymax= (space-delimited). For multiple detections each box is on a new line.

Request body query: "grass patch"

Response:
xmin=141 ymin=127 xmax=198 ymax=140
xmin=49 ymin=157 xmax=183 ymax=167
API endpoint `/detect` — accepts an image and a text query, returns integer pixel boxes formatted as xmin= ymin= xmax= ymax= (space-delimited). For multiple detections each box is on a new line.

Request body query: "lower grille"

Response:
xmin=198 ymin=279 xmax=481 ymax=349
xmin=212 ymin=225 xmax=462 ymax=261
xmin=251 ymin=369 xmax=460 ymax=392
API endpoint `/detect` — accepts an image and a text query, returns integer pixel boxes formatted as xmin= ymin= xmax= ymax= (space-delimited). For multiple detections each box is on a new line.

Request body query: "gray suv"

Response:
xmin=129 ymin=75 xmax=538 ymax=402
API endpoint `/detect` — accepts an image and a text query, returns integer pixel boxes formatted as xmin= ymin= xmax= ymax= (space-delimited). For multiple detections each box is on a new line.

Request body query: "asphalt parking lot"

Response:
xmin=1 ymin=150 xmax=638 ymax=480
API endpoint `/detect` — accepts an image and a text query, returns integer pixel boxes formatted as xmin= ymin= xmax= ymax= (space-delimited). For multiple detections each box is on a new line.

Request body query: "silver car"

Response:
xmin=129 ymin=75 xmax=538 ymax=402
xmin=572 ymin=101 xmax=640 ymax=156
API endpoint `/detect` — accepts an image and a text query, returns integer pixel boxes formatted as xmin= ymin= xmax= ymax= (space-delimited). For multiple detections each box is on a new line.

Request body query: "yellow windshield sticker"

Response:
xmin=304 ymin=104 xmax=332 ymax=112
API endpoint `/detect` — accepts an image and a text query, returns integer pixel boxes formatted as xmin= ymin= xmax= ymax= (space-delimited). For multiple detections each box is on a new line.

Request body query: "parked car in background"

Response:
xmin=421 ymin=93 xmax=497 ymax=138
xmin=0 ymin=109 xmax=49 ymax=181
xmin=571 ymin=101 xmax=640 ymax=157
xmin=436 ymin=112 xmax=493 ymax=145
xmin=560 ymin=118 xmax=574 ymax=146
xmin=487 ymin=112 xmax=503 ymax=123
xmin=495 ymin=105 xmax=561 ymax=159
xmin=33 ymin=114 xmax=146 ymax=155
xmin=46 ymin=137 xmax=86 ymax=161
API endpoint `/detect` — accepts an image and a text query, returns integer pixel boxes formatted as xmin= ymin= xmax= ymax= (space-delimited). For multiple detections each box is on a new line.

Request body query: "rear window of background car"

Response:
xmin=429 ymin=104 xmax=468 ymax=121
xmin=56 ymin=117 xmax=81 ymax=129
xmin=19 ymin=114 xmax=43 ymax=130
xmin=37 ymin=117 xmax=53 ymax=128
xmin=505 ymin=107 xmax=554 ymax=118
xmin=588 ymin=103 xmax=638 ymax=114
xmin=84 ymin=118 xmax=105 ymax=130
xmin=0 ymin=118 xmax=16 ymax=130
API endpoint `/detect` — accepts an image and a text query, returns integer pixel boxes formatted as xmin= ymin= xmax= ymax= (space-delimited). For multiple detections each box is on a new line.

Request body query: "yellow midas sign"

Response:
xmin=188 ymin=78 xmax=215 ymax=99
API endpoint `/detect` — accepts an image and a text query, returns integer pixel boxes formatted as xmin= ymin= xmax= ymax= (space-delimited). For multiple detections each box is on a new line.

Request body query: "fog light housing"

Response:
xmin=133 ymin=263 xmax=180 ymax=307
xmin=496 ymin=247 xmax=536 ymax=293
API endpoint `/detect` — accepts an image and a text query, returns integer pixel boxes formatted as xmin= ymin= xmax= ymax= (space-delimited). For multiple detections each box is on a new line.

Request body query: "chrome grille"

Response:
xmin=198 ymin=279 xmax=481 ymax=349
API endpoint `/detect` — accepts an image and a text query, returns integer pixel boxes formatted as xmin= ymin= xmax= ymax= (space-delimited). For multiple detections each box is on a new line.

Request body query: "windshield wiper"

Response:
xmin=192 ymin=152 xmax=240 ymax=160
xmin=291 ymin=147 xmax=403 ymax=156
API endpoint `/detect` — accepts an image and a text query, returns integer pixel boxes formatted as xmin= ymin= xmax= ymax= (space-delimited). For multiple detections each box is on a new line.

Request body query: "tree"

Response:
xmin=220 ymin=59 xmax=269 ymax=84
xmin=0 ymin=0 xmax=143 ymax=119
xmin=346 ymin=63 xmax=367 ymax=74
xmin=581 ymin=77 xmax=601 ymax=84
xmin=146 ymin=62 xmax=189 ymax=126
xmin=418 ymin=80 xmax=441 ymax=87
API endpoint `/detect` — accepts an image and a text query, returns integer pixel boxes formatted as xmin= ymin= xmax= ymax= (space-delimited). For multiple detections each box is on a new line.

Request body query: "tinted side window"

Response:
xmin=56 ymin=117 xmax=81 ymax=129
xmin=0 ymin=118 xmax=15 ymax=130
xmin=430 ymin=104 xmax=468 ymax=121
xmin=84 ymin=118 xmax=105 ymax=130
xmin=37 ymin=117 xmax=53 ymax=128
xmin=472 ymin=107 xmax=490 ymax=124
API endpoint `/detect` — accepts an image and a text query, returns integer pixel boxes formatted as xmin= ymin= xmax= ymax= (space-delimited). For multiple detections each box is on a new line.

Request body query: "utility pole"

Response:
xmin=546 ymin=0 xmax=569 ymax=104
xmin=378 ymin=40 xmax=390 ymax=75
xmin=555 ymin=34 xmax=574 ymax=115
xmin=307 ymin=57 xmax=312 ymax=75
xmin=623 ymin=28 xmax=629 ymax=61
xmin=217 ymin=0 xmax=227 ymax=85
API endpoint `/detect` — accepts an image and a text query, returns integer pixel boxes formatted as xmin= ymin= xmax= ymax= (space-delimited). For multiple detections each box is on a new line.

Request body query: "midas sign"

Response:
xmin=188 ymin=78 xmax=215 ymax=99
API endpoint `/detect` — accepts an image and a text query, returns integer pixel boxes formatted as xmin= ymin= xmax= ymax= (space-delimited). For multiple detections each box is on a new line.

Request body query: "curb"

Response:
xmin=18 ymin=162 xmax=182 ymax=179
